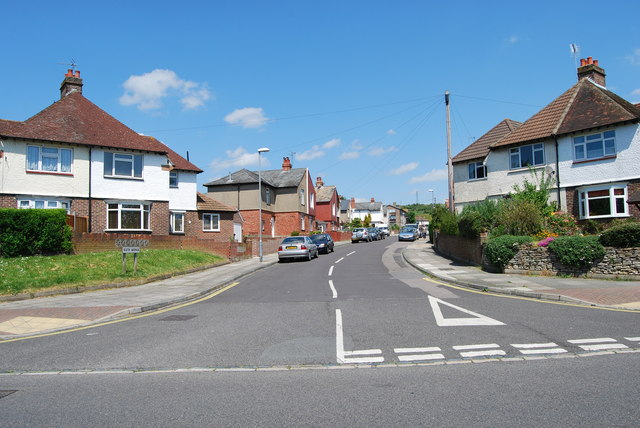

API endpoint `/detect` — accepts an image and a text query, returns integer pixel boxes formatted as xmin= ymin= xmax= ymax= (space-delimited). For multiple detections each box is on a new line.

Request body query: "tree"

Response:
xmin=350 ymin=218 xmax=362 ymax=228
xmin=363 ymin=213 xmax=372 ymax=227
xmin=406 ymin=211 xmax=416 ymax=223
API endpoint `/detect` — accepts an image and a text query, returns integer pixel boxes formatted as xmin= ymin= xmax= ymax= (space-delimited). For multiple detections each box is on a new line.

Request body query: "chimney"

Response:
xmin=350 ymin=197 xmax=356 ymax=209
xmin=370 ymin=197 xmax=375 ymax=203
xmin=316 ymin=176 xmax=324 ymax=188
xmin=282 ymin=157 xmax=292 ymax=171
xmin=60 ymin=69 xmax=83 ymax=99
xmin=577 ymin=57 xmax=606 ymax=87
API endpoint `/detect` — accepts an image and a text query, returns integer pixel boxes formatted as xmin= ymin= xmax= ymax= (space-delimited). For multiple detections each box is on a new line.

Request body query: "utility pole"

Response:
xmin=445 ymin=91 xmax=454 ymax=213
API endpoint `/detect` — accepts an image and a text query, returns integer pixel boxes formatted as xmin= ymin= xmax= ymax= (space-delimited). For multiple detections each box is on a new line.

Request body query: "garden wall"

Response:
xmin=434 ymin=232 xmax=486 ymax=265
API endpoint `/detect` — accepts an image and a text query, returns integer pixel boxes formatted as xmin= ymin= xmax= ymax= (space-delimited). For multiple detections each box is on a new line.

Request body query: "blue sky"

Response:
xmin=3 ymin=1 xmax=639 ymax=206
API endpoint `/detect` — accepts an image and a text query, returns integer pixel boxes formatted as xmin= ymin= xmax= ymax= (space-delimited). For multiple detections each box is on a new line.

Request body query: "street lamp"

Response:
xmin=258 ymin=147 xmax=270 ymax=262
xmin=428 ymin=189 xmax=434 ymax=207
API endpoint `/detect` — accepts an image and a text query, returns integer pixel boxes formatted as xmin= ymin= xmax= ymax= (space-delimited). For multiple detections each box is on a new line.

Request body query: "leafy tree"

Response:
xmin=350 ymin=218 xmax=362 ymax=228
xmin=363 ymin=213 xmax=372 ymax=227
xmin=406 ymin=211 xmax=416 ymax=223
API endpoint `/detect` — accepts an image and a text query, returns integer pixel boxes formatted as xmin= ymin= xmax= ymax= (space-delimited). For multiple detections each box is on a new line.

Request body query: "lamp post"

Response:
xmin=257 ymin=147 xmax=270 ymax=262
xmin=428 ymin=189 xmax=434 ymax=207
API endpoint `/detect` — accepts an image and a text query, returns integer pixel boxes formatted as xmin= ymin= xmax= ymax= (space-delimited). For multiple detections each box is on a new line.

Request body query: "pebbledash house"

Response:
xmin=452 ymin=58 xmax=640 ymax=222
xmin=0 ymin=70 xmax=240 ymax=242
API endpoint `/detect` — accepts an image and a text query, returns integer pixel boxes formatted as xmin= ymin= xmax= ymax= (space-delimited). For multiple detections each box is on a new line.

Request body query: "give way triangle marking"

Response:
xmin=428 ymin=296 xmax=505 ymax=326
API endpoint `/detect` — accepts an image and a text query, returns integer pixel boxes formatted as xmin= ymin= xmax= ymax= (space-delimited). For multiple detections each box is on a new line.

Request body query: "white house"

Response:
xmin=350 ymin=197 xmax=387 ymax=225
xmin=452 ymin=57 xmax=640 ymax=222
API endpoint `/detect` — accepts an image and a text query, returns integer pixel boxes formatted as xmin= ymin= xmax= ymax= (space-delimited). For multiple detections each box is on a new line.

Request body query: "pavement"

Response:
xmin=1 ymin=239 xmax=639 ymax=340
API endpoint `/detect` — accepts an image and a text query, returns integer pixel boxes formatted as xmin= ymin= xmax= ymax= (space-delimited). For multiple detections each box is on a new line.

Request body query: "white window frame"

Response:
xmin=578 ymin=184 xmax=628 ymax=219
xmin=169 ymin=170 xmax=179 ymax=188
xmin=26 ymin=145 xmax=73 ymax=173
xmin=17 ymin=198 xmax=70 ymax=212
xmin=266 ymin=188 xmax=271 ymax=205
xmin=300 ymin=188 xmax=305 ymax=206
xmin=573 ymin=130 xmax=616 ymax=161
xmin=104 ymin=152 xmax=143 ymax=179
xmin=107 ymin=202 xmax=150 ymax=231
xmin=510 ymin=143 xmax=545 ymax=169
xmin=310 ymin=193 xmax=315 ymax=209
xmin=468 ymin=162 xmax=487 ymax=180
xmin=170 ymin=211 xmax=185 ymax=234
xmin=301 ymin=215 xmax=305 ymax=231
xmin=203 ymin=213 xmax=220 ymax=232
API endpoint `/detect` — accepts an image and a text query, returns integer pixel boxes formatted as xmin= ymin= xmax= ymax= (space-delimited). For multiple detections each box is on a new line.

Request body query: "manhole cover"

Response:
xmin=0 ymin=390 xmax=17 ymax=399
xmin=159 ymin=315 xmax=197 ymax=322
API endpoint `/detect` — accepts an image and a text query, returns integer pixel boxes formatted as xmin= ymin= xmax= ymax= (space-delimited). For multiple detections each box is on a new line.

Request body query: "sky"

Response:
xmin=2 ymin=1 xmax=639 ymax=206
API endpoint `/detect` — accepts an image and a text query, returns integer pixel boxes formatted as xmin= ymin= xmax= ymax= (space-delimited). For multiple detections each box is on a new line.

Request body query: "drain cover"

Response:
xmin=159 ymin=315 xmax=197 ymax=322
xmin=0 ymin=390 xmax=17 ymax=399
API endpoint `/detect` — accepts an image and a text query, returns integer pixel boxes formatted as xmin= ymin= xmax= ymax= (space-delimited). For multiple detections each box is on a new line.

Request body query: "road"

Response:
xmin=1 ymin=238 xmax=639 ymax=426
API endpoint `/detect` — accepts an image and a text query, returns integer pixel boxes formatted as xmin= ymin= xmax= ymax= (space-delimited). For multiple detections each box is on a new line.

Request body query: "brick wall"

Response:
xmin=0 ymin=194 xmax=16 ymax=208
xmin=434 ymin=232 xmax=485 ymax=265
xmin=185 ymin=211 xmax=236 ymax=241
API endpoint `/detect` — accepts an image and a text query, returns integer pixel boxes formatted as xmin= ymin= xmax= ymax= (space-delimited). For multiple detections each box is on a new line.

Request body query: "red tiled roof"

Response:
xmin=452 ymin=119 xmax=521 ymax=164
xmin=145 ymin=137 xmax=202 ymax=173
xmin=196 ymin=193 xmax=237 ymax=212
xmin=493 ymin=79 xmax=640 ymax=148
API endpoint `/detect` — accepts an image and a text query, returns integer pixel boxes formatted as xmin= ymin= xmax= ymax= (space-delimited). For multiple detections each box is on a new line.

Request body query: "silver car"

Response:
xmin=278 ymin=236 xmax=319 ymax=262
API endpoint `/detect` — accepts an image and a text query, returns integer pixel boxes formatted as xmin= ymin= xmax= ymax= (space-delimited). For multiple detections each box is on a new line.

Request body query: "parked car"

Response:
xmin=310 ymin=233 xmax=335 ymax=254
xmin=352 ymin=227 xmax=371 ymax=243
xmin=398 ymin=226 xmax=418 ymax=241
xmin=278 ymin=236 xmax=318 ymax=262
xmin=368 ymin=227 xmax=381 ymax=241
xmin=378 ymin=226 xmax=390 ymax=237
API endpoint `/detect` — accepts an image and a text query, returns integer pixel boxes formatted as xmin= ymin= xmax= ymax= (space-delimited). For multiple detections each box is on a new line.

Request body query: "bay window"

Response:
xmin=107 ymin=202 xmax=150 ymax=230
xmin=578 ymin=185 xmax=628 ymax=219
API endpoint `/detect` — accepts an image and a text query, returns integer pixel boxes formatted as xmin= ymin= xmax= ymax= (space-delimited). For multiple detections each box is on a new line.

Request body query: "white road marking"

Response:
xmin=428 ymin=296 xmax=505 ymax=327
xmin=459 ymin=350 xmax=506 ymax=358
xmin=398 ymin=354 xmax=445 ymax=362
xmin=453 ymin=343 xmax=500 ymax=351
xmin=344 ymin=349 xmax=382 ymax=356
xmin=335 ymin=309 xmax=384 ymax=364
xmin=328 ymin=266 xmax=334 ymax=276
xmin=511 ymin=343 xmax=567 ymax=355
xmin=395 ymin=347 xmax=444 ymax=362
xmin=625 ymin=337 xmax=640 ymax=342
xmin=328 ymin=280 xmax=337 ymax=299
xmin=568 ymin=338 xmax=628 ymax=351
xmin=335 ymin=257 xmax=344 ymax=264
xmin=346 ymin=251 xmax=355 ymax=256
xmin=395 ymin=347 xmax=442 ymax=353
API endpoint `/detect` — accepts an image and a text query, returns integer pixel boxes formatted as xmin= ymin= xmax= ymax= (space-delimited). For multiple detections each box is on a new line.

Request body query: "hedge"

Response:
xmin=599 ymin=222 xmax=640 ymax=248
xmin=484 ymin=235 xmax=533 ymax=268
xmin=0 ymin=209 xmax=73 ymax=257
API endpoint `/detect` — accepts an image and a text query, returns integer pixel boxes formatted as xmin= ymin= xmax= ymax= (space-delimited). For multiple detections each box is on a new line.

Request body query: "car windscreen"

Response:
xmin=310 ymin=235 xmax=326 ymax=242
xmin=400 ymin=228 xmax=414 ymax=233
xmin=282 ymin=237 xmax=305 ymax=244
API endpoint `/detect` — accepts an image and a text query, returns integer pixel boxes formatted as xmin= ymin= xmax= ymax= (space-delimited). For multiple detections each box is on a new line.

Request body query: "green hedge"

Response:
xmin=547 ymin=235 xmax=605 ymax=267
xmin=484 ymin=235 xmax=533 ymax=268
xmin=0 ymin=209 xmax=72 ymax=257
xmin=599 ymin=222 xmax=640 ymax=248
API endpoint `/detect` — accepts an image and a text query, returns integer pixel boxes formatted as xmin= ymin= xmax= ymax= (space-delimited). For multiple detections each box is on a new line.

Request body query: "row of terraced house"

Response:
xmin=0 ymin=71 xmax=345 ymax=255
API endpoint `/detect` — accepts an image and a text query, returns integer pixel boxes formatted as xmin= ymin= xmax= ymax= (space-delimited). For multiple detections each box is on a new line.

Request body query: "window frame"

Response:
xmin=106 ymin=202 xmax=150 ymax=231
xmin=265 ymin=188 xmax=271 ymax=205
xmin=202 ymin=213 xmax=220 ymax=232
xmin=170 ymin=211 xmax=185 ymax=234
xmin=169 ymin=170 xmax=179 ymax=188
xmin=468 ymin=161 xmax=487 ymax=180
xmin=577 ymin=184 xmax=628 ymax=219
xmin=26 ymin=145 xmax=73 ymax=174
xmin=509 ymin=143 xmax=545 ymax=169
xmin=104 ymin=152 xmax=144 ymax=179
xmin=17 ymin=198 xmax=70 ymax=212
xmin=300 ymin=188 xmax=305 ymax=206
xmin=573 ymin=130 xmax=616 ymax=162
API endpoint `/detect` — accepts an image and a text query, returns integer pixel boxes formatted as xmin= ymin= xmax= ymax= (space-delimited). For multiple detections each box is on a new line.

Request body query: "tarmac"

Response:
xmin=1 ymin=238 xmax=639 ymax=340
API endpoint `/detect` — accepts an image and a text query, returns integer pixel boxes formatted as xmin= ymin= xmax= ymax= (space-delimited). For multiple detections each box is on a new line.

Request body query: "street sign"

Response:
xmin=122 ymin=247 xmax=140 ymax=254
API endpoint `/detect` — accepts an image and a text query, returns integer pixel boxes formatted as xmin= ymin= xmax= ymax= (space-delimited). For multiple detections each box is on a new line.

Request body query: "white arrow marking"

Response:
xmin=428 ymin=296 xmax=505 ymax=327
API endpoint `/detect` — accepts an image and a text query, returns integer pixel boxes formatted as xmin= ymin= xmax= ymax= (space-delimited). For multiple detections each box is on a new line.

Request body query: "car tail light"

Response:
xmin=301 ymin=245 xmax=307 ymax=250
xmin=278 ymin=246 xmax=283 ymax=251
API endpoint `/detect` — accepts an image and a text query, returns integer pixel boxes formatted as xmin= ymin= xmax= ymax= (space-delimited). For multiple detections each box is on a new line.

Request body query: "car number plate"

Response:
xmin=286 ymin=246 xmax=297 ymax=249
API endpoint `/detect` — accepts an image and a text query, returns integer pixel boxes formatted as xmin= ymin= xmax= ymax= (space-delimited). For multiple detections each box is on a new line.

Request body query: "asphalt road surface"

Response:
xmin=2 ymin=239 xmax=639 ymax=426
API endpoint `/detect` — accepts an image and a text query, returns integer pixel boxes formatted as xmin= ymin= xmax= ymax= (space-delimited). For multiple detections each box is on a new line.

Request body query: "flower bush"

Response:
xmin=537 ymin=237 xmax=555 ymax=247
xmin=545 ymin=211 xmax=579 ymax=236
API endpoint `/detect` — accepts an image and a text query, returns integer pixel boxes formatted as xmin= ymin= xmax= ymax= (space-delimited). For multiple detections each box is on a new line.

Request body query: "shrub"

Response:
xmin=580 ymin=219 xmax=604 ymax=235
xmin=484 ymin=235 xmax=533 ymax=268
xmin=430 ymin=205 xmax=458 ymax=236
xmin=497 ymin=199 xmax=543 ymax=236
xmin=599 ymin=222 xmax=640 ymax=248
xmin=545 ymin=211 xmax=579 ymax=236
xmin=290 ymin=230 xmax=300 ymax=236
xmin=0 ymin=209 xmax=72 ymax=257
xmin=547 ymin=235 xmax=605 ymax=267
xmin=458 ymin=200 xmax=499 ymax=238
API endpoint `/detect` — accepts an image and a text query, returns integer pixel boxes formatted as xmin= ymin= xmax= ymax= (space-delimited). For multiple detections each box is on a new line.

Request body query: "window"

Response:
xmin=510 ymin=143 xmax=544 ymax=169
xmin=300 ymin=189 xmax=305 ymax=206
xmin=265 ymin=188 xmax=271 ymax=205
xmin=573 ymin=130 xmax=616 ymax=161
xmin=171 ymin=212 xmax=184 ymax=233
xmin=104 ymin=152 xmax=143 ymax=178
xmin=169 ymin=171 xmax=178 ymax=187
xmin=468 ymin=162 xmax=487 ymax=180
xmin=18 ymin=198 xmax=69 ymax=212
xmin=27 ymin=146 xmax=72 ymax=173
xmin=301 ymin=215 xmax=305 ymax=231
xmin=310 ymin=193 xmax=315 ymax=209
xmin=107 ymin=202 xmax=150 ymax=230
xmin=578 ymin=185 xmax=628 ymax=219
xmin=203 ymin=213 xmax=220 ymax=232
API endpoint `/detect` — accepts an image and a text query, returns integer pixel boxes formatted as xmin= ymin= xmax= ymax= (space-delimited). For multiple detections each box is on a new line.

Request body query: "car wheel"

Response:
xmin=315 ymin=250 xmax=319 ymax=258
xmin=307 ymin=251 xmax=312 ymax=261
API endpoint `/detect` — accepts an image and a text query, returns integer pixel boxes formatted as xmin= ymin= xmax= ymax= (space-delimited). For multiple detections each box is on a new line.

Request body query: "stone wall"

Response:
xmin=504 ymin=245 xmax=640 ymax=279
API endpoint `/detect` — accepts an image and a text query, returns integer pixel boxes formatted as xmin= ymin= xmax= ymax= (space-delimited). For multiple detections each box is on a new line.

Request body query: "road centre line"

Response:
xmin=346 ymin=251 xmax=355 ymax=256
xmin=328 ymin=266 xmax=334 ymax=276
xmin=328 ymin=280 xmax=337 ymax=299
xmin=335 ymin=257 xmax=344 ymax=264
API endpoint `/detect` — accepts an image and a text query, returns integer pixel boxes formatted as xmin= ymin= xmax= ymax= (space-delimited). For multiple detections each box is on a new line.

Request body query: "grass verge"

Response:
xmin=0 ymin=250 xmax=225 ymax=296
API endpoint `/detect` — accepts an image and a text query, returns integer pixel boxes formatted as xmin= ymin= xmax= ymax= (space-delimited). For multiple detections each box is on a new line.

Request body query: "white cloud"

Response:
xmin=387 ymin=129 xmax=396 ymax=135
xmin=120 ymin=69 xmax=211 ymax=111
xmin=409 ymin=168 xmax=448 ymax=183
xmin=350 ymin=140 xmax=364 ymax=150
xmin=625 ymin=48 xmax=640 ymax=65
xmin=210 ymin=147 xmax=268 ymax=170
xmin=369 ymin=146 xmax=398 ymax=157
xmin=224 ymin=107 xmax=269 ymax=129
xmin=389 ymin=162 xmax=419 ymax=175
xmin=339 ymin=151 xmax=360 ymax=160
xmin=296 ymin=145 xmax=325 ymax=161
xmin=506 ymin=35 xmax=518 ymax=45
xmin=322 ymin=138 xmax=341 ymax=149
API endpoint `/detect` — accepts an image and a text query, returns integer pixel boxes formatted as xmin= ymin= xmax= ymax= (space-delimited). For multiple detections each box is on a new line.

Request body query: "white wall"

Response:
xmin=169 ymin=170 xmax=198 ymax=211
xmin=0 ymin=138 xmax=89 ymax=198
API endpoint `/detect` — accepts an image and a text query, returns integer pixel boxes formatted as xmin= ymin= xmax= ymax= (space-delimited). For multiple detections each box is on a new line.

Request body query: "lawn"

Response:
xmin=0 ymin=249 xmax=225 ymax=296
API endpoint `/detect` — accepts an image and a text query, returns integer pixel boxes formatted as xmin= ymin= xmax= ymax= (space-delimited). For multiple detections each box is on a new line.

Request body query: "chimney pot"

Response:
xmin=75 ymin=71 xmax=80 ymax=78
xmin=370 ymin=197 xmax=375 ymax=203
xmin=577 ymin=58 xmax=606 ymax=87
xmin=282 ymin=156 xmax=292 ymax=171
xmin=580 ymin=58 xmax=586 ymax=66
xmin=60 ymin=69 xmax=83 ymax=99
xmin=587 ymin=56 xmax=593 ymax=64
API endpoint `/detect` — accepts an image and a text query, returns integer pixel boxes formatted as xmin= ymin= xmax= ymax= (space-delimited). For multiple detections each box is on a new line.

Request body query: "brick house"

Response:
xmin=386 ymin=203 xmax=407 ymax=228
xmin=0 ymin=70 xmax=237 ymax=239
xmin=314 ymin=176 xmax=340 ymax=231
xmin=452 ymin=57 xmax=640 ymax=221
xmin=204 ymin=157 xmax=316 ymax=236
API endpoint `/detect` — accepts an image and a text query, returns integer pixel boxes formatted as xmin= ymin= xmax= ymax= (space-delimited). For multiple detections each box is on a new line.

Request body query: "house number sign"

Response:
xmin=115 ymin=239 xmax=149 ymax=273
